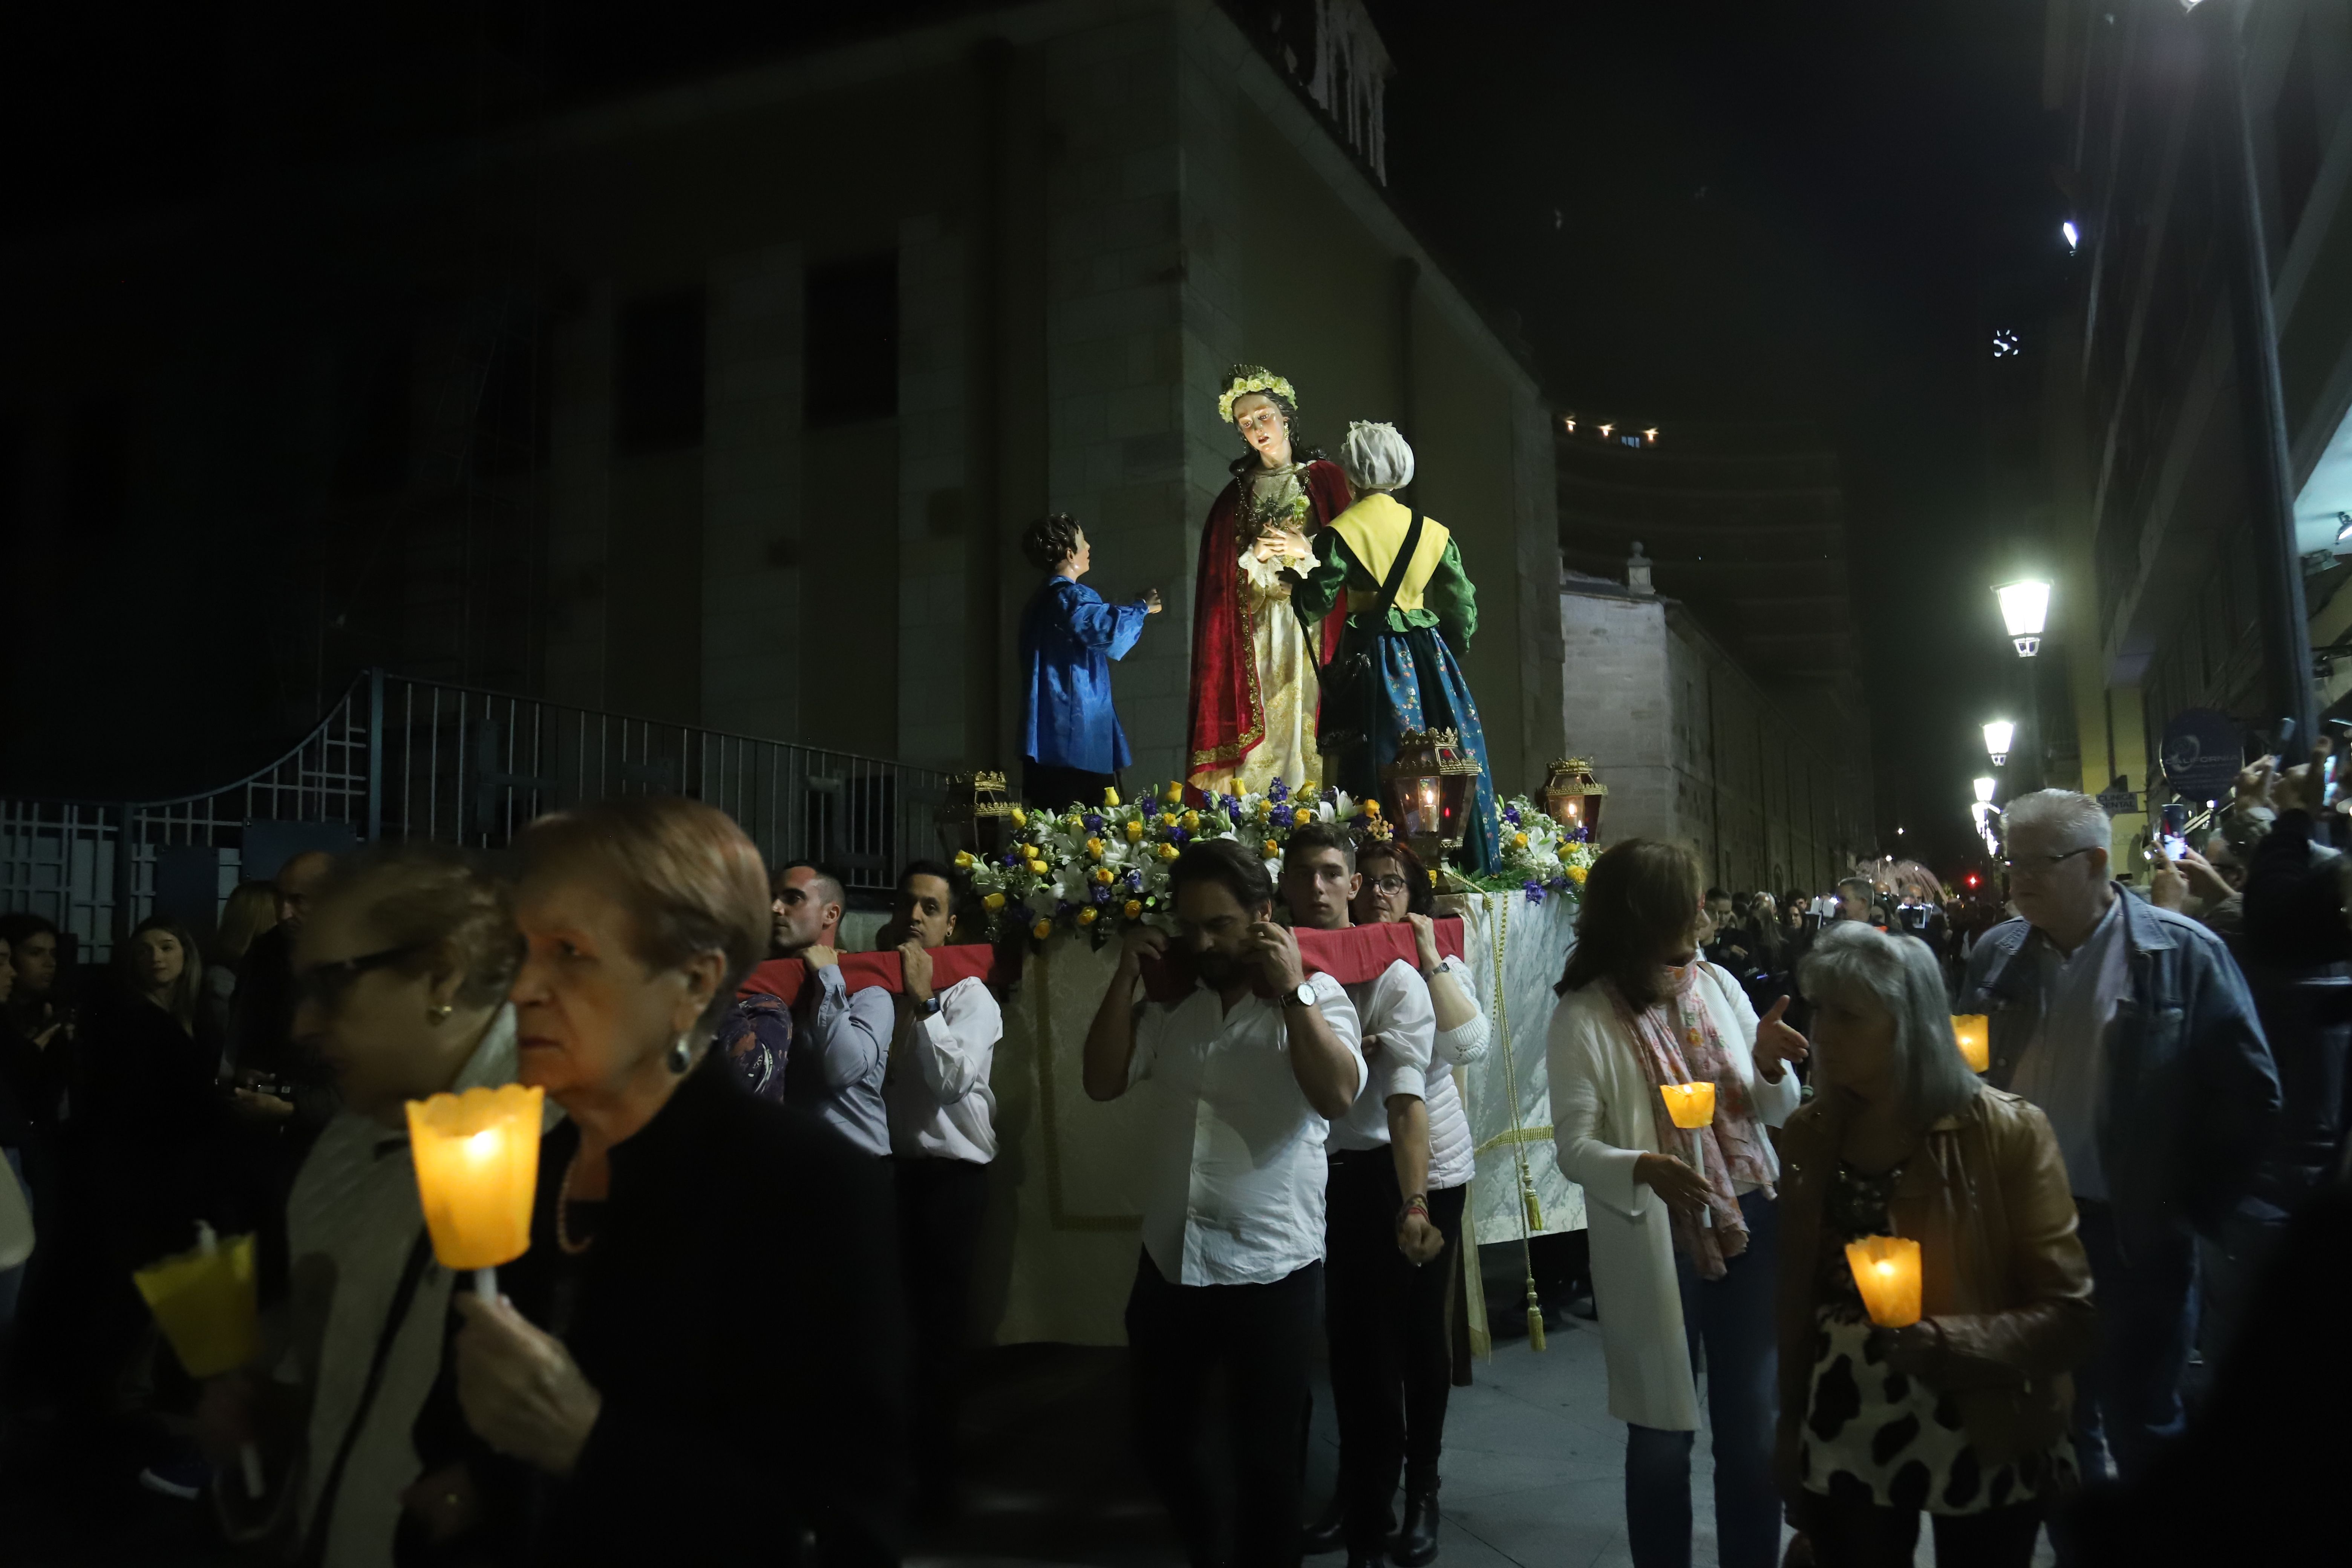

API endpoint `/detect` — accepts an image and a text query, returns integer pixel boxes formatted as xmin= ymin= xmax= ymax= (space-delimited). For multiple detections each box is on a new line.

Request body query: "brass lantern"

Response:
xmin=937 ymin=770 xmax=1017 ymax=858
xmin=1381 ymin=728 xmax=1483 ymax=862
xmin=1543 ymin=757 xmax=1608 ymax=842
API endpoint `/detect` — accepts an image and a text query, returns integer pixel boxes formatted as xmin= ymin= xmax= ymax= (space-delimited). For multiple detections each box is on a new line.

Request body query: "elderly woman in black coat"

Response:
xmin=446 ymin=796 xmax=904 ymax=1566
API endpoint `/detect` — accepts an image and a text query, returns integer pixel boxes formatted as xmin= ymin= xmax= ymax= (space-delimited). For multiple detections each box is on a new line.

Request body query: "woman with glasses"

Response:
xmin=200 ymin=842 xmax=526 ymax=1562
xmin=444 ymin=796 xmax=903 ymax=1565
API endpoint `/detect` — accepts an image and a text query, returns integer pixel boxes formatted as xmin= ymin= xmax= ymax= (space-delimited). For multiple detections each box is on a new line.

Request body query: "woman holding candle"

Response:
xmin=448 ymin=795 xmax=903 ymax=1565
xmin=1778 ymin=922 xmax=2093 ymax=1568
xmin=198 ymin=842 xmax=527 ymax=1561
xmin=1547 ymin=840 xmax=1807 ymax=1568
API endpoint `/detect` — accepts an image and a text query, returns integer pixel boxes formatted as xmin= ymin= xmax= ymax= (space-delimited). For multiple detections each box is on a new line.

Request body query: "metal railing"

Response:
xmin=0 ymin=671 xmax=951 ymax=961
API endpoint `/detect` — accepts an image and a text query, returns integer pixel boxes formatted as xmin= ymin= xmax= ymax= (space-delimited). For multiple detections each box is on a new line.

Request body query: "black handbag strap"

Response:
xmin=296 ymin=1227 xmax=438 ymax=1568
xmin=1366 ymin=511 xmax=1425 ymax=621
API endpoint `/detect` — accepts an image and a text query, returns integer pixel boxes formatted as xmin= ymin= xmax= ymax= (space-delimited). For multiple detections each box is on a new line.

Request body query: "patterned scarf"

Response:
xmin=1610 ymin=962 xmax=1778 ymax=1279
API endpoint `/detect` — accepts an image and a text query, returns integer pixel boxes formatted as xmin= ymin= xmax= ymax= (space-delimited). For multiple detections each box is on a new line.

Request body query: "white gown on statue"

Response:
xmin=1196 ymin=463 xmax=1321 ymax=798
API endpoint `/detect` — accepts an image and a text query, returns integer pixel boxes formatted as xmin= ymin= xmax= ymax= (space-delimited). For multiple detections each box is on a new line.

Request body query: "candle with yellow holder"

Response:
xmin=1844 ymin=1234 xmax=1923 ymax=1328
xmin=134 ymin=1221 xmax=266 ymax=1496
xmin=1657 ymin=1081 xmax=1718 ymax=1229
xmin=407 ymin=1083 xmax=546 ymax=1301
xmin=1951 ymin=1014 xmax=1990 ymax=1073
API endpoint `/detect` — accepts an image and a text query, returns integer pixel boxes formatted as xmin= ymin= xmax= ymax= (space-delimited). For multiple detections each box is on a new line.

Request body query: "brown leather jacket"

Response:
xmin=1773 ymin=1086 xmax=2096 ymax=1499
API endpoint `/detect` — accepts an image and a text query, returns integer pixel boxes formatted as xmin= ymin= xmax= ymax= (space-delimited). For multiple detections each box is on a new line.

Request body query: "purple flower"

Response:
xmin=1092 ymin=884 xmax=1112 ymax=904
xmin=1503 ymin=804 xmax=1522 ymax=826
xmin=1165 ymin=825 xmax=1189 ymax=845
xmin=1126 ymin=869 xmax=1143 ymax=889
xmin=1202 ymin=790 xmax=1222 ymax=814
xmin=1225 ymin=797 xmax=1243 ymax=821
xmin=1267 ymin=779 xmax=1289 ymax=804
xmin=1140 ymin=796 xmax=1159 ymax=819
xmin=1001 ymin=851 xmax=1023 ymax=868
xmin=1523 ymin=880 xmax=1547 ymax=905
xmin=1082 ymin=813 xmax=1104 ymax=833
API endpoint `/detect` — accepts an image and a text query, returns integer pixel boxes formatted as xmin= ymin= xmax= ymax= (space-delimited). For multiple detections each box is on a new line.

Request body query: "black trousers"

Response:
xmin=1022 ymin=761 xmax=1118 ymax=811
xmin=894 ymin=1155 xmax=991 ymax=1498
xmin=1127 ymin=1250 xmax=1320 ymax=1568
xmin=1326 ymin=1150 xmax=1467 ymax=1552
xmin=1401 ymin=1182 xmax=1468 ymax=1491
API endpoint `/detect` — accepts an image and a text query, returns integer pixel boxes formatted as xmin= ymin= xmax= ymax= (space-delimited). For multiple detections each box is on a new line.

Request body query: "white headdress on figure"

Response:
xmin=1340 ymin=421 xmax=1415 ymax=493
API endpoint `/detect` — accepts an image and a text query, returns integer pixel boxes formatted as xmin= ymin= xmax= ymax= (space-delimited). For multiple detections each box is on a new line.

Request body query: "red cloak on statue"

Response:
xmin=1185 ymin=458 xmax=1353 ymax=788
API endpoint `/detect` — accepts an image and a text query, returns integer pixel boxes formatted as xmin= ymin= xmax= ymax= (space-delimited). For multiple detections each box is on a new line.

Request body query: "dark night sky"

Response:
xmin=1368 ymin=0 xmax=2066 ymax=877
xmin=5 ymin=2 xmax=2067 ymax=872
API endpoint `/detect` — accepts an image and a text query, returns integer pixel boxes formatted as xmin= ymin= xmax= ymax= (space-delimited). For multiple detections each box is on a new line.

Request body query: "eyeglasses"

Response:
xmin=2000 ymin=847 xmax=2098 ymax=878
xmin=294 ymin=941 xmax=437 ymax=1008
xmin=1366 ymin=874 xmax=1412 ymax=896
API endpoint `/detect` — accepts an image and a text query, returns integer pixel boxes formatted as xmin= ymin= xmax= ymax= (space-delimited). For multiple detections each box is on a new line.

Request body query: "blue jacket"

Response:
xmin=1019 ymin=576 xmax=1148 ymax=773
xmin=1959 ymin=888 xmax=2278 ymax=1245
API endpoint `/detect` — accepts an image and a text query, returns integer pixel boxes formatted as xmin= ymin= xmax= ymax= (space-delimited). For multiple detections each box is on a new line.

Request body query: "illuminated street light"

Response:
xmin=1973 ymin=776 xmax=1997 ymax=804
xmin=2062 ymin=220 xmax=2080 ymax=253
xmin=1983 ymin=720 xmax=2015 ymax=767
xmin=1994 ymin=580 xmax=2051 ymax=657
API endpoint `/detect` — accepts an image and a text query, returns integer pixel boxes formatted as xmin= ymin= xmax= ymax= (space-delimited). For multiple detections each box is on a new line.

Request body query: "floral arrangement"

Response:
xmin=1484 ymin=798 xmax=1599 ymax=905
xmin=1217 ymin=364 xmax=1298 ymax=424
xmin=955 ymin=782 xmax=1587 ymax=946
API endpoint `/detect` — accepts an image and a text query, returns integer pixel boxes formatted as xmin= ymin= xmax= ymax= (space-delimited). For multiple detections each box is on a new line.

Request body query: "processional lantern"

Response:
xmin=937 ymin=770 xmax=1017 ymax=858
xmin=1542 ymin=757 xmax=1608 ymax=840
xmin=1383 ymin=728 xmax=1482 ymax=863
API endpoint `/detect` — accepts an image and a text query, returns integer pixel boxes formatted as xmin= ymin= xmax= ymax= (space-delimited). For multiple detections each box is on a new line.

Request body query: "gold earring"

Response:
xmin=427 ymin=1003 xmax=453 ymax=1025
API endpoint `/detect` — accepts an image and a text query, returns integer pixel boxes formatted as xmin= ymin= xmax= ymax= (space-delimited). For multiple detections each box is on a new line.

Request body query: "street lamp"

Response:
xmin=1983 ymin=720 xmax=2015 ymax=767
xmin=1973 ymin=776 xmax=1997 ymax=804
xmin=1994 ymin=580 xmax=2051 ymax=657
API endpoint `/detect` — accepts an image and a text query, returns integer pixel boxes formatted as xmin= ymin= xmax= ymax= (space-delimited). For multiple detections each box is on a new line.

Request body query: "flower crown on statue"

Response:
xmin=1217 ymin=364 xmax=1297 ymax=425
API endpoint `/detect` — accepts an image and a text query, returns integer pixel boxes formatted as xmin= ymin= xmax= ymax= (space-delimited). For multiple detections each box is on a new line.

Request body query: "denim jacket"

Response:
xmin=1958 ymin=887 xmax=2278 ymax=1245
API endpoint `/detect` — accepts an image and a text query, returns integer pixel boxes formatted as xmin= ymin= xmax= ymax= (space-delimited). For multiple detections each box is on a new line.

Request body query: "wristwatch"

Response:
xmin=1285 ymin=980 xmax=1317 ymax=1010
xmin=916 ymin=994 xmax=943 ymax=1019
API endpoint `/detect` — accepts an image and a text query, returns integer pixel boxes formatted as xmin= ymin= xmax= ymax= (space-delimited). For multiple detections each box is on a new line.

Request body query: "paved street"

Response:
xmin=922 ymin=1247 xmax=2058 ymax=1568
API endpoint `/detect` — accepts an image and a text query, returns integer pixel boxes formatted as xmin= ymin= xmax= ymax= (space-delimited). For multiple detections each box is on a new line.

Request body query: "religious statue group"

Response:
xmin=1018 ymin=363 xmax=1501 ymax=873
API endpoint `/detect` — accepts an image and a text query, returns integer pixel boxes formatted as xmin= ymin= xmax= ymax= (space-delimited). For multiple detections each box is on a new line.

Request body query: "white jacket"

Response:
xmin=1547 ymin=962 xmax=1800 ymax=1431
xmin=1426 ymin=954 xmax=1490 ymax=1190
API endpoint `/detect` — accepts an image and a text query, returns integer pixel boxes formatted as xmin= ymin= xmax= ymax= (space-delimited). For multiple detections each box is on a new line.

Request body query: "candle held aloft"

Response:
xmin=1951 ymin=1014 xmax=1990 ymax=1073
xmin=1659 ymin=1081 xmax=1717 ymax=1130
xmin=407 ymin=1084 xmax=545 ymax=1273
xmin=1844 ymin=1234 xmax=1923 ymax=1328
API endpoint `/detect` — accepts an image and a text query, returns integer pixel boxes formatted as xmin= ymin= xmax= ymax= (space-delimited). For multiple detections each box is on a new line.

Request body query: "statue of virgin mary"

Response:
xmin=1185 ymin=366 xmax=1351 ymax=798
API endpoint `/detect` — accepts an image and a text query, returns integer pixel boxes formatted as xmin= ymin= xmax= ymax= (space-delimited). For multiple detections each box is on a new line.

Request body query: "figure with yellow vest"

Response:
xmin=1292 ymin=422 xmax=1500 ymax=875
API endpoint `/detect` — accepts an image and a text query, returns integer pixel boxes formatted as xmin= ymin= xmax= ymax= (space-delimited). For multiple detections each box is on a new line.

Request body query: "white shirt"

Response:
xmin=1129 ymin=971 xmax=1364 ymax=1286
xmin=782 ymin=965 xmax=894 ymax=1158
xmin=2010 ymin=893 xmax=2129 ymax=1200
xmin=1426 ymin=954 xmax=1491 ymax=1190
xmin=885 ymin=975 xmax=1001 ymax=1163
xmin=1329 ymin=959 xmax=1434 ymax=1153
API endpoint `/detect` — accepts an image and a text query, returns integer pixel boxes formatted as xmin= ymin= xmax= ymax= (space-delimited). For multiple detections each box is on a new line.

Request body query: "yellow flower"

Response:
xmin=1027 ymin=859 xmax=1048 ymax=877
xmin=1263 ymin=838 xmax=1279 ymax=857
xmin=1362 ymin=800 xmax=1380 ymax=816
xmin=1157 ymin=843 xmax=1179 ymax=862
xmin=1094 ymin=867 xmax=1114 ymax=885
xmin=1513 ymin=833 xmax=1529 ymax=848
xmin=1077 ymin=906 xmax=1098 ymax=925
xmin=1031 ymin=919 xmax=1054 ymax=940
xmin=1124 ymin=820 xmax=1144 ymax=841
xmin=1182 ymin=811 xmax=1199 ymax=832
xmin=1102 ymin=787 xmax=1121 ymax=807
xmin=1303 ymin=780 xmax=1319 ymax=797
xmin=1123 ymin=899 xmax=1142 ymax=919
xmin=1086 ymin=837 xmax=1104 ymax=860
xmin=1011 ymin=807 xmax=1027 ymax=827
xmin=1163 ymin=780 xmax=1184 ymax=804
xmin=1567 ymin=864 xmax=1588 ymax=885
xmin=1292 ymin=806 xmax=1313 ymax=825
xmin=983 ymin=891 xmax=1006 ymax=910
xmin=953 ymin=850 xmax=975 ymax=868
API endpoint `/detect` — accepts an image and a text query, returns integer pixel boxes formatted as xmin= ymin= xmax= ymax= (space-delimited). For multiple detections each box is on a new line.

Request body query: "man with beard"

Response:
xmin=1083 ymin=837 xmax=1364 ymax=1568
xmin=775 ymin=861 xmax=893 ymax=1157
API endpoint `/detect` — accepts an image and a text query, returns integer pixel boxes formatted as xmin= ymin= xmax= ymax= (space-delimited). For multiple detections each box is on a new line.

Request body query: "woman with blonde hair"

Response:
xmin=1547 ymin=839 xmax=1807 ymax=1568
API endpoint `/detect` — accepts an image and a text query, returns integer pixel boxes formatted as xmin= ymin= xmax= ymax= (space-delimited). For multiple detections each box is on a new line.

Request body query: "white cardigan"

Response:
xmin=1546 ymin=962 xmax=1801 ymax=1432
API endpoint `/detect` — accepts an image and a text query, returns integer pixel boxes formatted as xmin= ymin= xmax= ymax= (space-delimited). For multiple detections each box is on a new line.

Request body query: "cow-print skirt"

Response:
xmin=1797 ymin=1307 xmax=2075 ymax=1516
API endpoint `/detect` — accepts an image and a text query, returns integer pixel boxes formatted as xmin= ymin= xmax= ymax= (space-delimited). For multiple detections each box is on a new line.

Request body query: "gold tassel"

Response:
xmin=1524 ymin=1276 xmax=1547 ymax=1352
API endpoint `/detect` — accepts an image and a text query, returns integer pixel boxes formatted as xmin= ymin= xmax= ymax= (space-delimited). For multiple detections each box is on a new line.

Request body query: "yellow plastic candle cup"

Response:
xmin=1660 ymin=1081 xmax=1717 ymax=1130
xmin=1845 ymin=1234 xmax=1923 ymax=1328
xmin=1952 ymin=1014 xmax=1991 ymax=1073
xmin=407 ymin=1084 xmax=546 ymax=1273
xmin=134 ymin=1231 xmax=260 ymax=1379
